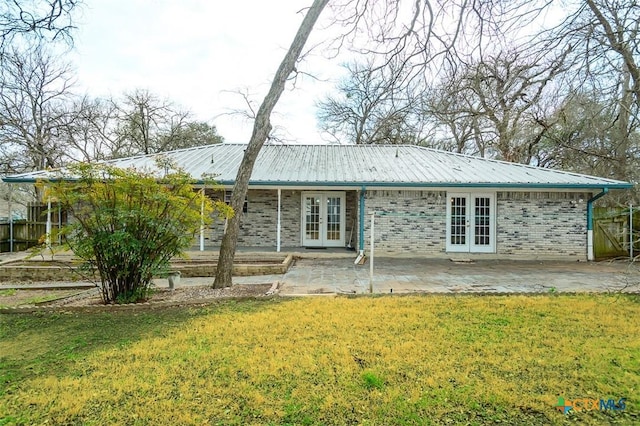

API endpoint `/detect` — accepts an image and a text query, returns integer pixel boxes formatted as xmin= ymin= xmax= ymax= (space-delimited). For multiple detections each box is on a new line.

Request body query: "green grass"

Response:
xmin=1 ymin=295 xmax=639 ymax=425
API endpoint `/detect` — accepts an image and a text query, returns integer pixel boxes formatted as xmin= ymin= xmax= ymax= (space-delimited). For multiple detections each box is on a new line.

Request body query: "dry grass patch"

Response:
xmin=1 ymin=295 xmax=638 ymax=425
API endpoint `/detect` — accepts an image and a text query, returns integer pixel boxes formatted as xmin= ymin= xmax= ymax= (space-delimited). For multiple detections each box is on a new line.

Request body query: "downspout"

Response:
xmin=199 ymin=188 xmax=205 ymax=251
xmin=359 ymin=186 xmax=366 ymax=255
xmin=587 ymin=188 xmax=608 ymax=261
xmin=277 ymin=188 xmax=281 ymax=252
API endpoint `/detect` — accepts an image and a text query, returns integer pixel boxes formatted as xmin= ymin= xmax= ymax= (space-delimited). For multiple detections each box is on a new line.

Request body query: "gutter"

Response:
xmin=3 ymin=175 xmax=633 ymax=190
xmin=205 ymin=180 xmax=633 ymax=190
xmin=587 ymin=188 xmax=609 ymax=261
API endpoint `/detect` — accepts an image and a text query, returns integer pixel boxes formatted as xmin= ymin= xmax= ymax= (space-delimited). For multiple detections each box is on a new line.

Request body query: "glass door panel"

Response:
xmin=326 ymin=196 xmax=341 ymax=241
xmin=301 ymin=192 xmax=345 ymax=247
xmin=450 ymin=196 xmax=467 ymax=246
xmin=447 ymin=193 xmax=495 ymax=253
xmin=303 ymin=195 xmax=321 ymax=246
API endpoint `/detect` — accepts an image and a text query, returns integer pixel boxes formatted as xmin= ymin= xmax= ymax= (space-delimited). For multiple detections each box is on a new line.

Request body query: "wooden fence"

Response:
xmin=593 ymin=206 xmax=639 ymax=259
xmin=0 ymin=203 xmax=67 ymax=253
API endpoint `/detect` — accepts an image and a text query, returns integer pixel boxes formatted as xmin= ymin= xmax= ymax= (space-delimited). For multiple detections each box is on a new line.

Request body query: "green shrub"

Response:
xmin=43 ymin=160 xmax=231 ymax=304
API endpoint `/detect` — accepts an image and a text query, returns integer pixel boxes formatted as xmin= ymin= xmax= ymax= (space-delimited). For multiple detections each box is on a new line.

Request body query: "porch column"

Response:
xmin=8 ymin=184 xmax=13 ymax=253
xmin=277 ymin=188 xmax=281 ymax=252
xmin=369 ymin=211 xmax=375 ymax=293
xmin=199 ymin=188 xmax=205 ymax=251
xmin=359 ymin=186 xmax=366 ymax=255
xmin=45 ymin=194 xmax=52 ymax=247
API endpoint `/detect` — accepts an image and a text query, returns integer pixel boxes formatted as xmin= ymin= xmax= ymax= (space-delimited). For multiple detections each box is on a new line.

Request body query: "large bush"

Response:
xmin=45 ymin=162 xmax=231 ymax=303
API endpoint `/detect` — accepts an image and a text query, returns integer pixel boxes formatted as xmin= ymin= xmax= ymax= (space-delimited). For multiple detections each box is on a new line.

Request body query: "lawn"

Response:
xmin=1 ymin=295 xmax=638 ymax=425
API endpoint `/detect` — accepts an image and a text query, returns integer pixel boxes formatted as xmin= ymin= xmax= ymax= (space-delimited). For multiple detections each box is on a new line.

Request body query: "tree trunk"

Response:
xmin=213 ymin=0 xmax=329 ymax=288
xmin=614 ymin=61 xmax=632 ymax=181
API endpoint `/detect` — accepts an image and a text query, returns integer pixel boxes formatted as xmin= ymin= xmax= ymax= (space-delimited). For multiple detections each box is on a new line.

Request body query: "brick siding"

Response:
xmin=200 ymin=188 xmax=590 ymax=260
xmin=496 ymin=191 xmax=590 ymax=259
xmin=362 ymin=190 xmax=447 ymax=255
xmin=362 ymin=190 xmax=590 ymax=260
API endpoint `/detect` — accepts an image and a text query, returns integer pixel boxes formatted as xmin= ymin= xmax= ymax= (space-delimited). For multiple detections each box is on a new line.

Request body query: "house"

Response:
xmin=2 ymin=143 xmax=632 ymax=260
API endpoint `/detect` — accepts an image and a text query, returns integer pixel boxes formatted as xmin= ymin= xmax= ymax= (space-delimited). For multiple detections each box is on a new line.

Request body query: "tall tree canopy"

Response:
xmin=0 ymin=44 xmax=75 ymax=174
xmin=0 ymin=48 xmax=224 ymax=175
xmin=0 ymin=0 xmax=79 ymax=54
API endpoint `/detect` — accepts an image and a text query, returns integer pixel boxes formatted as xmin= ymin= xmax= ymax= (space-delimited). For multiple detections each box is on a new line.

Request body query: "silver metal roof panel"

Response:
xmin=2 ymin=143 xmax=632 ymax=189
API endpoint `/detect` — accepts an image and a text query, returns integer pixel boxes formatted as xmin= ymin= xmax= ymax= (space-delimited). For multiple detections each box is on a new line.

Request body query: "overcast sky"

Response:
xmin=70 ymin=0 xmax=346 ymax=144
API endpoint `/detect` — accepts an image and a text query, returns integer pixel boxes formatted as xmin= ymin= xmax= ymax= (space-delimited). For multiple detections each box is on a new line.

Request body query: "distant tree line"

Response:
xmin=0 ymin=43 xmax=223 ymax=176
xmin=316 ymin=0 xmax=639 ymax=204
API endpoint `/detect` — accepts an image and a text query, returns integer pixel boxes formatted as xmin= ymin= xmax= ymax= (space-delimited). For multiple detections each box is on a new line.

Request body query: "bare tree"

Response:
xmin=111 ymin=89 xmax=223 ymax=158
xmin=213 ymin=0 xmax=329 ymax=288
xmin=545 ymin=0 xmax=640 ymax=181
xmin=317 ymin=60 xmax=427 ymax=145
xmin=421 ymin=48 xmax=570 ymax=163
xmin=59 ymin=95 xmax=118 ymax=162
xmin=0 ymin=43 xmax=76 ymax=174
xmin=538 ymin=91 xmax=639 ymax=185
xmin=0 ymin=0 xmax=79 ymax=54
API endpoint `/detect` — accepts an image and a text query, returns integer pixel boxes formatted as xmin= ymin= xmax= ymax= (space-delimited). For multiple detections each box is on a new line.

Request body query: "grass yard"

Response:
xmin=1 ymin=295 xmax=638 ymax=425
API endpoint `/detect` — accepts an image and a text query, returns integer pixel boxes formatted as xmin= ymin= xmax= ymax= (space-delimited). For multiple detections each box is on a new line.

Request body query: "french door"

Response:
xmin=446 ymin=193 xmax=496 ymax=253
xmin=301 ymin=192 xmax=346 ymax=247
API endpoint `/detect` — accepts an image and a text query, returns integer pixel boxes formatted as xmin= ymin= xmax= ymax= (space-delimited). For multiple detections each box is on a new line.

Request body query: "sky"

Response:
xmin=70 ymin=0 xmax=346 ymax=144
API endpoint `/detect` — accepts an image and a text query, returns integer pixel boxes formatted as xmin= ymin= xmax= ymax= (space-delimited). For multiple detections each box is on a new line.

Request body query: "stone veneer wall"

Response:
xmin=362 ymin=190 xmax=447 ymax=255
xmin=496 ymin=191 xmax=590 ymax=259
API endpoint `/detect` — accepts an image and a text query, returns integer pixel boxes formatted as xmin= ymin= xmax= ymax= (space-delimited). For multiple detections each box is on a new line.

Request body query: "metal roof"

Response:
xmin=2 ymin=143 xmax=633 ymax=189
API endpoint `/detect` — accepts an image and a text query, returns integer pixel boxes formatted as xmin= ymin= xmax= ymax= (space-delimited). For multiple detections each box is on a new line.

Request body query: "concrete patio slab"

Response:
xmin=278 ymin=257 xmax=639 ymax=295
xmin=2 ymin=249 xmax=638 ymax=295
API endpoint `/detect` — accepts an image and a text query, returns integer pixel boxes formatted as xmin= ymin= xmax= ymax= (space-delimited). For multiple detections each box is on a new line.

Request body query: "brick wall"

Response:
xmin=496 ymin=191 xmax=589 ymax=259
xmin=202 ymin=189 xmax=359 ymax=249
xmin=362 ymin=190 xmax=447 ymax=255
xmin=204 ymin=189 xmax=300 ymax=248
xmin=201 ymin=189 xmax=590 ymax=260
xmin=362 ymin=189 xmax=590 ymax=260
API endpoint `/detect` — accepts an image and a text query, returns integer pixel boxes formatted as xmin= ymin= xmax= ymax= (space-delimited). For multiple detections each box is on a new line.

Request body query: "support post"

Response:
xmin=369 ymin=212 xmax=374 ymax=294
xmin=199 ymin=188 xmax=205 ymax=251
xmin=277 ymin=188 xmax=281 ymax=252
xmin=587 ymin=188 xmax=608 ymax=261
xmin=8 ymin=184 xmax=13 ymax=253
xmin=58 ymin=202 xmax=62 ymax=244
xmin=45 ymin=195 xmax=52 ymax=248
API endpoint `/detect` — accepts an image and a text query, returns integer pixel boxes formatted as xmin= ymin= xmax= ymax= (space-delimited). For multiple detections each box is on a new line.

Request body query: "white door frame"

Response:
xmin=301 ymin=191 xmax=346 ymax=247
xmin=446 ymin=192 xmax=496 ymax=253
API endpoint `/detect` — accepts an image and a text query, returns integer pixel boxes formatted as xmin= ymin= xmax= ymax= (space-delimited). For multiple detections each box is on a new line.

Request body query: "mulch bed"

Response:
xmin=0 ymin=284 xmax=276 ymax=312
